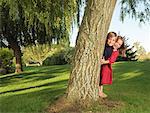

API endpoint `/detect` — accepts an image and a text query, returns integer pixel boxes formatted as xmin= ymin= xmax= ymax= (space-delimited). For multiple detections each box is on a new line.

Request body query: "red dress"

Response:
xmin=100 ymin=50 xmax=119 ymax=85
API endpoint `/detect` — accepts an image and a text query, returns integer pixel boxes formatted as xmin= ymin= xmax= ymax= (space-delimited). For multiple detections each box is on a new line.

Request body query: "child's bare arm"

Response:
xmin=100 ymin=58 xmax=109 ymax=64
xmin=101 ymin=51 xmax=119 ymax=65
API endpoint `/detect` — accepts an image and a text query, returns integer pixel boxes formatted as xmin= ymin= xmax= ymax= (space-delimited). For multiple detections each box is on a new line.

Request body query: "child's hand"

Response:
xmin=100 ymin=58 xmax=109 ymax=64
xmin=100 ymin=58 xmax=105 ymax=64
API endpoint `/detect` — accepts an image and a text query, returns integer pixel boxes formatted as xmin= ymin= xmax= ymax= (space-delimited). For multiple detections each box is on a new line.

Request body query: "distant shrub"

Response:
xmin=43 ymin=50 xmax=67 ymax=65
xmin=43 ymin=47 xmax=75 ymax=65
xmin=0 ymin=48 xmax=15 ymax=74
xmin=22 ymin=44 xmax=65 ymax=66
xmin=143 ymin=58 xmax=150 ymax=62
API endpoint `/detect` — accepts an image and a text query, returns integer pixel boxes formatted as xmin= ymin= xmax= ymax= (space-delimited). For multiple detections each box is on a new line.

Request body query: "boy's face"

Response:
xmin=107 ymin=36 xmax=117 ymax=46
xmin=113 ymin=39 xmax=123 ymax=49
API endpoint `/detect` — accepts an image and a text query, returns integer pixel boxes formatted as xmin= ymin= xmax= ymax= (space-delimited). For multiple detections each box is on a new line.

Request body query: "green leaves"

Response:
xmin=1 ymin=0 xmax=80 ymax=45
xmin=120 ymin=0 xmax=150 ymax=24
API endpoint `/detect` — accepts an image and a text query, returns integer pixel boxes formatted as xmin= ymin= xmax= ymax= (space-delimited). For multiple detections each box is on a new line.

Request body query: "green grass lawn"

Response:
xmin=0 ymin=61 xmax=150 ymax=113
xmin=89 ymin=61 xmax=150 ymax=113
xmin=0 ymin=65 xmax=70 ymax=113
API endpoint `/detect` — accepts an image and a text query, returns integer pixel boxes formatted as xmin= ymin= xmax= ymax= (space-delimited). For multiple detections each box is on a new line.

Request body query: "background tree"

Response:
xmin=133 ymin=41 xmax=147 ymax=60
xmin=125 ymin=46 xmax=138 ymax=61
xmin=145 ymin=52 xmax=150 ymax=61
xmin=117 ymin=46 xmax=138 ymax=61
xmin=0 ymin=0 xmax=79 ymax=72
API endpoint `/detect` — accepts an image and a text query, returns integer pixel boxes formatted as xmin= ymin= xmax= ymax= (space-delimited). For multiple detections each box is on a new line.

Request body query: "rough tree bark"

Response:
xmin=67 ymin=0 xmax=117 ymax=102
xmin=8 ymin=38 xmax=23 ymax=73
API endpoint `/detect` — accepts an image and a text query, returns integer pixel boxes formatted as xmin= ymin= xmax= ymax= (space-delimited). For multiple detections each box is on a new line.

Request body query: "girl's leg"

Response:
xmin=99 ymin=85 xmax=107 ymax=98
xmin=99 ymin=85 xmax=103 ymax=93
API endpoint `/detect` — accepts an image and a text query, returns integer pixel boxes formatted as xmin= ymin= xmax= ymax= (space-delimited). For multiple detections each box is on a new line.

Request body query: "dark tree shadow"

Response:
xmin=0 ymin=64 xmax=70 ymax=86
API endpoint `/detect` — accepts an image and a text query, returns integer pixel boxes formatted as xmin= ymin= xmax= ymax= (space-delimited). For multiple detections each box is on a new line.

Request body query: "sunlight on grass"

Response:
xmin=120 ymin=70 xmax=144 ymax=80
xmin=0 ymin=73 xmax=68 ymax=93
xmin=0 ymin=65 xmax=70 ymax=113
xmin=0 ymin=73 xmax=16 ymax=79
xmin=0 ymin=83 xmax=67 ymax=97
xmin=0 ymin=62 xmax=150 ymax=113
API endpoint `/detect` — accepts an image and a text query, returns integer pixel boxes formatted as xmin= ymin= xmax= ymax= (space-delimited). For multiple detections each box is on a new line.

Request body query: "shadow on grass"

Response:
xmin=0 ymin=72 xmax=69 ymax=113
xmin=0 ymin=65 xmax=70 ymax=86
xmin=108 ymin=61 xmax=150 ymax=101
xmin=1 ymin=62 xmax=149 ymax=113
xmin=0 ymin=65 xmax=70 ymax=113
xmin=113 ymin=61 xmax=150 ymax=85
xmin=0 ymin=79 xmax=68 ymax=95
xmin=0 ymin=86 xmax=67 ymax=113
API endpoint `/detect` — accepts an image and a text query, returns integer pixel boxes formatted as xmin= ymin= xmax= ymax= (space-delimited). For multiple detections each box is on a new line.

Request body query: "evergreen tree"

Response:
xmin=125 ymin=46 xmax=138 ymax=61
xmin=117 ymin=45 xmax=138 ymax=61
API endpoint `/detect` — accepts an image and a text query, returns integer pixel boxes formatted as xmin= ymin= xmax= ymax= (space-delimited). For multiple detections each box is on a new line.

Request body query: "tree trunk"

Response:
xmin=14 ymin=46 xmax=23 ymax=73
xmin=67 ymin=0 xmax=116 ymax=102
xmin=8 ymin=38 xmax=23 ymax=73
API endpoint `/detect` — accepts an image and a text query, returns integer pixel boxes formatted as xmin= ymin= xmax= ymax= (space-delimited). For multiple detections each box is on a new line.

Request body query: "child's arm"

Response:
xmin=100 ymin=58 xmax=109 ymax=64
xmin=101 ymin=51 xmax=119 ymax=64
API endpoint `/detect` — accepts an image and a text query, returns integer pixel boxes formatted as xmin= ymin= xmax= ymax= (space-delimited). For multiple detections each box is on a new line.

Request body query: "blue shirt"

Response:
xmin=103 ymin=44 xmax=113 ymax=60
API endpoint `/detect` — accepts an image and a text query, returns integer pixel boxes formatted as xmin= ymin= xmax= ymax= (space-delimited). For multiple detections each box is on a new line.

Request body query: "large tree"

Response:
xmin=67 ymin=0 xmax=150 ymax=102
xmin=67 ymin=0 xmax=117 ymax=102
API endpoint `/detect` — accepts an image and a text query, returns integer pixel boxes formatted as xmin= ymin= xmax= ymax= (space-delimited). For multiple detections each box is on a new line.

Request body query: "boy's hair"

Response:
xmin=105 ymin=32 xmax=117 ymax=44
xmin=106 ymin=32 xmax=117 ymax=39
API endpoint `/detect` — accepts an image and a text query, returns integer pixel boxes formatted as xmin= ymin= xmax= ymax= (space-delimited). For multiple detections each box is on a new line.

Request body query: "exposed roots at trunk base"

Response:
xmin=47 ymin=96 xmax=96 ymax=113
xmin=46 ymin=96 xmax=124 ymax=113
xmin=47 ymin=96 xmax=81 ymax=113
xmin=15 ymin=64 xmax=23 ymax=73
xmin=15 ymin=69 xmax=22 ymax=73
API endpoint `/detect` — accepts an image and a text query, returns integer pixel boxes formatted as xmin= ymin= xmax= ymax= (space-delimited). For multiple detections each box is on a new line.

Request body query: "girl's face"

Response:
xmin=107 ymin=36 xmax=117 ymax=46
xmin=113 ymin=39 xmax=123 ymax=49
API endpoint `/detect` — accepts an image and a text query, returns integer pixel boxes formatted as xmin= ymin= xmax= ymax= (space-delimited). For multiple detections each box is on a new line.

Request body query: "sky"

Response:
xmin=109 ymin=0 xmax=150 ymax=52
xmin=70 ymin=0 xmax=150 ymax=52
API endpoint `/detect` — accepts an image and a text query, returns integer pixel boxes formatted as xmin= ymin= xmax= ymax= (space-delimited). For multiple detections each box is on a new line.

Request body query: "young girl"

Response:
xmin=99 ymin=36 xmax=125 ymax=98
